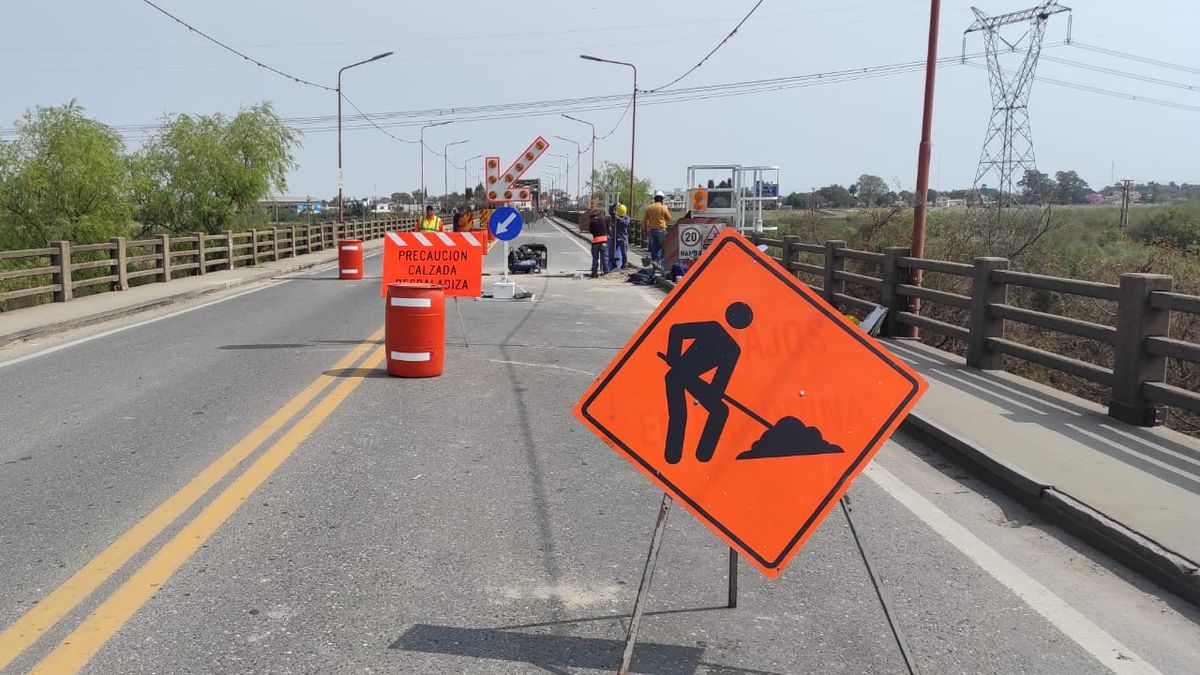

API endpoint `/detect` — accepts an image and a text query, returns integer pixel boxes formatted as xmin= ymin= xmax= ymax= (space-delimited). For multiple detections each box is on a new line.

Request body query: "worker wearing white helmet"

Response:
xmin=643 ymin=191 xmax=672 ymax=265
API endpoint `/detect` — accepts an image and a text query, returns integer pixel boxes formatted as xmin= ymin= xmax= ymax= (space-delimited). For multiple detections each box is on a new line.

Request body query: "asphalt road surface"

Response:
xmin=1 ymin=219 xmax=1197 ymax=674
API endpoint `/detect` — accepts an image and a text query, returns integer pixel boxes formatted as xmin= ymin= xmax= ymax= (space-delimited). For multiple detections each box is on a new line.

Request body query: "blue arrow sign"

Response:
xmin=488 ymin=206 xmax=523 ymax=241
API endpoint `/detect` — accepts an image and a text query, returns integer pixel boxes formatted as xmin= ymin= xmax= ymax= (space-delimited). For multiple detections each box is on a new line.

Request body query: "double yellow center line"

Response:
xmin=0 ymin=328 xmax=386 ymax=673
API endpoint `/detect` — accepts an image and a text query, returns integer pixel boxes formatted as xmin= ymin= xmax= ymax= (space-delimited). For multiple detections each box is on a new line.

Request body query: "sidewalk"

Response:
xmin=0 ymin=241 xmax=380 ymax=348
xmin=886 ymin=339 xmax=1200 ymax=604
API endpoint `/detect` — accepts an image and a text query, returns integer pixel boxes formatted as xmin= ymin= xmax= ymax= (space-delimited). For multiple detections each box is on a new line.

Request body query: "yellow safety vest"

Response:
xmin=420 ymin=215 xmax=443 ymax=232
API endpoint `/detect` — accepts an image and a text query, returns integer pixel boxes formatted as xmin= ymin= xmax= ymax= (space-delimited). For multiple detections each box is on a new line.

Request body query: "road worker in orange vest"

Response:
xmin=420 ymin=204 xmax=443 ymax=232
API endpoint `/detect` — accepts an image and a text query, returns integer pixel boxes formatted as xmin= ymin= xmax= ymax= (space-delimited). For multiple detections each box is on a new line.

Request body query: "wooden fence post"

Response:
xmin=967 ymin=257 xmax=1010 ymax=370
xmin=110 ymin=236 xmax=128 ymax=291
xmin=195 ymin=233 xmax=206 ymax=275
xmin=225 ymin=230 xmax=235 ymax=270
xmin=157 ymin=233 xmax=172 ymax=282
xmin=271 ymin=227 xmax=280 ymax=261
xmin=249 ymin=229 xmax=258 ymax=266
xmin=1108 ymin=273 xmax=1173 ymax=426
xmin=290 ymin=226 xmax=298 ymax=257
xmin=823 ymin=240 xmax=846 ymax=306
xmin=51 ymin=240 xmax=73 ymax=302
xmin=881 ymin=247 xmax=911 ymax=338
xmin=782 ymin=236 xmax=800 ymax=279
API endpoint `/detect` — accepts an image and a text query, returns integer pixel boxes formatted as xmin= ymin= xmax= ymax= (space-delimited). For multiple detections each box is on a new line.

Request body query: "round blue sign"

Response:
xmin=488 ymin=207 xmax=524 ymax=241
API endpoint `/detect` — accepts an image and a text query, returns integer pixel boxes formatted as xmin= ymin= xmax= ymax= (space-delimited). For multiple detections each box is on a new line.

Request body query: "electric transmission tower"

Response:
xmin=964 ymin=1 xmax=1071 ymax=207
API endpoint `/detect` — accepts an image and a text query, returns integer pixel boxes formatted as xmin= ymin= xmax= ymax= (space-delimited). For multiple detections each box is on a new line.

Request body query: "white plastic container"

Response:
xmin=493 ymin=281 xmax=516 ymax=300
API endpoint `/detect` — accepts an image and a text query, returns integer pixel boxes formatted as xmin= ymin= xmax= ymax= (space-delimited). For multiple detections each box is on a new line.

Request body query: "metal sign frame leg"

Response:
xmin=840 ymin=494 xmax=921 ymax=675
xmin=617 ymin=493 xmax=672 ymax=675
xmin=727 ymin=547 xmax=738 ymax=608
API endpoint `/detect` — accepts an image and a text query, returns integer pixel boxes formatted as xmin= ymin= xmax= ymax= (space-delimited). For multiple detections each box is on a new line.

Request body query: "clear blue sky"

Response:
xmin=3 ymin=0 xmax=1197 ymax=200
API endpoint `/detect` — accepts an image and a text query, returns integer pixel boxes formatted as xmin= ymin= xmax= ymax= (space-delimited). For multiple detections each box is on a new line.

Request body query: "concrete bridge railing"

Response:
xmin=747 ymin=233 xmax=1199 ymax=429
xmin=0 ymin=216 xmax=417 ymax=308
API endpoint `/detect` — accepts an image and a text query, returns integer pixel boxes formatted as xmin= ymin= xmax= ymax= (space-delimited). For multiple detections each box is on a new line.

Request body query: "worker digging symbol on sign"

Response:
xmin=660 ymin=301 xmax=846 ymax=465
xmin=661 ymin=301 xmax=753 ymax=464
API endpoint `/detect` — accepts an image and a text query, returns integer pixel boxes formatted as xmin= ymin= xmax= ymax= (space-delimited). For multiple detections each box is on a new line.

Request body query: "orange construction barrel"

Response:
xmin=339 ymin=239 xmax=364 ymax=280
xmin=385 ymin=283 xmax=445 ymax=378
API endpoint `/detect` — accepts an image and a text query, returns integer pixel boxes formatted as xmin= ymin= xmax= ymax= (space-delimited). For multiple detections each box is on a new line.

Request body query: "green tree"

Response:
xmin=816 ymin=184 xmax=855 ymax=208
xmin=0 ymin=101 xmax=131 ymax=248
xmin=131 ymin=102 xmax=299 ymax=234
xmin=855 ymin=174 xmax=888 ymax=207
xmin=590 ymin=161 xmax=651 ymax=215
xmin=1018 ymin=169 xmax=1056 ymax=205
xmin=783 ymin=192 xmax=810 ymax=209
xmin=1054 ymin=170 xmax=1091 ymax=205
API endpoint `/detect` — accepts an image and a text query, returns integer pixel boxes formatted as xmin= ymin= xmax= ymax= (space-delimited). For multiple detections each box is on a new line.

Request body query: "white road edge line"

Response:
xmin=0 ymin=247 xmax=387 ymax=370
xmin=546 ymin=217 xmax=592 ymax=254
xmin=864 ymin=462 xmax=1163 ymax=675
xmin=0 ymin=281 xmax=289 ymax=371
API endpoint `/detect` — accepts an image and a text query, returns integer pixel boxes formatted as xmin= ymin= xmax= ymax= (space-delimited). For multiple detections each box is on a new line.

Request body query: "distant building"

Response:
xmin=1086 ymin=192 xmax=1105 ymax=205
xmin=934 ymin=197 xmax=967 ymax=208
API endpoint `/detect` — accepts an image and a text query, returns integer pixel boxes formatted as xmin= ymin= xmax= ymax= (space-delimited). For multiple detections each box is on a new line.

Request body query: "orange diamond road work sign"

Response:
xmin=485 ymin=137 xmax=549 ymax=203
xmin=574 ymin=230 xmax=926 ymax=578
xmin=381 ymin=231 xmax=484 ymax=297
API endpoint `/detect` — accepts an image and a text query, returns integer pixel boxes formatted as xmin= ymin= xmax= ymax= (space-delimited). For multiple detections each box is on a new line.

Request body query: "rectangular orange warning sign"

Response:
xmin=574 ymin=229 xmax=926 ymax=578
xmin=381 ymin=231 xmax=484 ymax=297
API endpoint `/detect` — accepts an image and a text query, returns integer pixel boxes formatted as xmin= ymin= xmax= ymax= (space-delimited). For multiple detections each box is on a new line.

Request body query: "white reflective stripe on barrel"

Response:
xmin=389 ymin=297 xmax=432 ymax=308
xmin=341 ymin=245 xmax=360 ymax=251
xmin=341 ymin=269 xmax=358 ymax=275
xmin=390 ymin=351 xmax=431 ymax=362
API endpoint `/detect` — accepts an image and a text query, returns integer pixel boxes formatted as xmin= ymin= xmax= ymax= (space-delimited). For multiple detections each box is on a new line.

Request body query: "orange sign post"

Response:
xmin=381 ymin=231 xmax=484 ymax=297
xmin=575 ymin=229 xmax=926 ymax=577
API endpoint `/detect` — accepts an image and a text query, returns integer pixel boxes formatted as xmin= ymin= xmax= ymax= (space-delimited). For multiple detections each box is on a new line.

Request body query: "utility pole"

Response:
xmin=1119 ymin=179 xmax=1133 ymax=229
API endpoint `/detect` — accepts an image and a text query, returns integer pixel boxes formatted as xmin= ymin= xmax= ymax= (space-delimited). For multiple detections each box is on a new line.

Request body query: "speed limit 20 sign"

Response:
xmin=678 ymin=223 xmax=704 ymax=259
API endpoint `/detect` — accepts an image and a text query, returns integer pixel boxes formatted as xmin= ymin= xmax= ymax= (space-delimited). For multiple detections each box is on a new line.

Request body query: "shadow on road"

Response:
xmin=322 ymin=367 xmax=391 ymax=379
xmin=218 ymin=343 xmax=310 ymax=350
xmin=389 ymin=624 xmax=704 ymax=674
xmin=271 ymin=275 xmax=385 ymax=281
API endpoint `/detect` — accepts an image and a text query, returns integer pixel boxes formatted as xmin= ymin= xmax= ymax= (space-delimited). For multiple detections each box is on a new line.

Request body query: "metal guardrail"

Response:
xmin=0 ymin=217 xmax=417 ymax=307
xmin=746 ymin=233 xmax=1200 ymax=428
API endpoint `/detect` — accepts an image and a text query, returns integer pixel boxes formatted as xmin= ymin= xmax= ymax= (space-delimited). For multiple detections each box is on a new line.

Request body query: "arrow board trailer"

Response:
xmin=685 ymin=164 xmax=781 ymax=234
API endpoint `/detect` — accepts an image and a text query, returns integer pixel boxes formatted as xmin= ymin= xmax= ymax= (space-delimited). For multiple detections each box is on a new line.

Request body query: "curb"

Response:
xmin=0 ymin=243 xmax=374 ymax=348
xmin=903 ymin=410 xmax=1200 ymax=606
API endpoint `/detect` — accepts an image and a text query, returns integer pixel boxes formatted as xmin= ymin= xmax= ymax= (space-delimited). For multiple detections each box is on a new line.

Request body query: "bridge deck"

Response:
xmin=0 ymin=219 xmax=1197 ymax=673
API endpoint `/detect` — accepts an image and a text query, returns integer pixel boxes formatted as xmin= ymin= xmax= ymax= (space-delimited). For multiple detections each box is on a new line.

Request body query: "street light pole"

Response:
xmin=464 ymin=154 xmax=483 ymax=203
xmin=553 ymin=136 xmax=582 ymax=204
xmin=549 ymin=153 xmax=570 ymax=206
xmin=419 ymin=121 xmax=451 ymax=213
xmin=581 ymin=55 xmax=637 ymax=216
xmin=562 ymin=114 xmax=597 ymax=207
xmin=443 ymin=140 xmax=468 ymax=202
xmin=337 ymin=51 xmax=393 ymax=225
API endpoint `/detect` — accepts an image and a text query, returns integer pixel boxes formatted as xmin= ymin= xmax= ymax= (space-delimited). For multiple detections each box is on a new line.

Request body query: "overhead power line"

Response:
xmin=339 ymin=93 xmax=419 ymax=144
xmin=648 ymin=0 xmax=765 ymax=92
xmin=597 ymin=96 xmax=634 ymax=142
xmin=1043 ymin=55 xmax=1200 ymax=92
xmin=138 ymin=0 xmax=334 ymax=91
xmin=964 ymin=62 xmax=1200 ymax=113
xmin=1071 ymin=41 xmax=1200 ymax=76
xmin=8 ymin=41 xmax=1196 ymax=141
